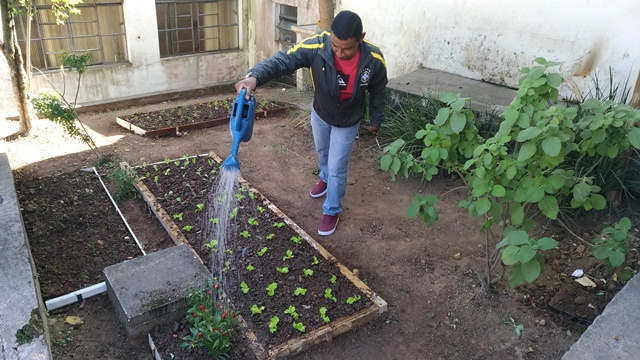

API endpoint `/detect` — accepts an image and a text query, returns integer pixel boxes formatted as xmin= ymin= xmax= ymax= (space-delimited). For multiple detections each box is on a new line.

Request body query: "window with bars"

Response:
xmin=276 ymin=4 xmax=297 ymax=44
xmin=16 ymin=0 xmax=127 ymax=71
xmin=156 ymin=0 xmax=239 ymax=58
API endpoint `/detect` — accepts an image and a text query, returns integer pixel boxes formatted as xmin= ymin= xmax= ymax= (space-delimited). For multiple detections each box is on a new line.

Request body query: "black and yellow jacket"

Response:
xmin=249 ymin=31 xmax=388 ymax=128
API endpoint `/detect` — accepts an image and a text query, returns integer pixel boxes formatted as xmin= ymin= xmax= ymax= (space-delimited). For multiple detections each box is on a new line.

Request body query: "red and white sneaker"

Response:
xmin=318 ymin=214 xmax=339 ymax=236
xmin=310 ymin=180 xmax=327 ymax=198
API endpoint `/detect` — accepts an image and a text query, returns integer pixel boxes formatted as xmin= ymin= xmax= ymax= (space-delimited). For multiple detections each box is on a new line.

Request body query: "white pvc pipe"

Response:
xmin=86 ymin=166 xmax=146 ymax=255
xmin=45 ymin=282 xmax=107 ymax=311
xmin=148 ymin=333 xmax=162 ymax=360
xmin=44 ymin=167 xmax=149 ymax=311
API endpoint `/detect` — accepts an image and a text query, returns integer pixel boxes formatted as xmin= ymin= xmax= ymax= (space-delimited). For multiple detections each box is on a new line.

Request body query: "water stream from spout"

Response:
xmin=204 ymin=167 xmax=240 ymax=293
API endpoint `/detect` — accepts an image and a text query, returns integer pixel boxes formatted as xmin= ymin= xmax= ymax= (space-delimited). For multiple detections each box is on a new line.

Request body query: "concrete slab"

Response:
xmin=0 ymin=140 xmax=51 ymax=360
xmin=562 ymin=272 xmax=640 ymax=360
xmin=386 ymin=67 xmax=516 ymax=112
xmin=104 ymin=244 xmax=211 ymax=339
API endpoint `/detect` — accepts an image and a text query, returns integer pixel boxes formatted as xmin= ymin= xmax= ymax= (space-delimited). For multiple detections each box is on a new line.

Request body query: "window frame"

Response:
xmin=276 ymin=3 xmax=297 ymax=45
xmin=156 ymin=0 xmax=240 ymax=58
xmin=15 ymin=0 xmax=128 ymax=71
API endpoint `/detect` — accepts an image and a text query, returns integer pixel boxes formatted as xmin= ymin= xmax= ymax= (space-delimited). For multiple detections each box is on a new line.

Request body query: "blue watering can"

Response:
xmin=222 ymin=88 xmax=256 ymax=170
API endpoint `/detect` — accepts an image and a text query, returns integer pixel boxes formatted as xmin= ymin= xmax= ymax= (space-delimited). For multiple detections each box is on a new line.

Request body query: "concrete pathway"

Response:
xmin=0 ymin=140 xmax=50 ymax=360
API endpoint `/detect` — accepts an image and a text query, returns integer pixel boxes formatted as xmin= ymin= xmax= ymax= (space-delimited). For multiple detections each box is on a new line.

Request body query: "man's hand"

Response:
xmin=234 ymin=77 xmax=257 ymax=99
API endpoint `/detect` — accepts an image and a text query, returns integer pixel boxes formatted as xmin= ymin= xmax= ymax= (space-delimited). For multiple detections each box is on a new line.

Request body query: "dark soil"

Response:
xmin=519 ymin=218 xmax=640 ymax=328
xmin=14 ymin=168 xmax=144 ymax=299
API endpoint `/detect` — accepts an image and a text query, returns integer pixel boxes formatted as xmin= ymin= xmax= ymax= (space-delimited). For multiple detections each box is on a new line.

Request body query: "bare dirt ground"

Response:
xmin=4 ymin=86 xmax=588 ymax=359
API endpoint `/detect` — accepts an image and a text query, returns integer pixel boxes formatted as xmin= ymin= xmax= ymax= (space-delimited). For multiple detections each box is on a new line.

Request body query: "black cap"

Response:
xmin=331 ymin=10 xmax=363 ymax=40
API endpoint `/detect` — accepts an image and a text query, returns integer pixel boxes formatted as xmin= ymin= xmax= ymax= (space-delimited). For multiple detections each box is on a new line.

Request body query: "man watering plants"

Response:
xmin=234 ymin=10 xmax=388 ymax=236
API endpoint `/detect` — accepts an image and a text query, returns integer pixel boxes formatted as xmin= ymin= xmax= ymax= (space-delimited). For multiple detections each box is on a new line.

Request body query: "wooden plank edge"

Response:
xmin=124 ymin=161 xmax=190 ymax=247
xmin=117 ymin=106 xmax=289 ymax=138
xmin=115 ymin=116 xmax=150 ymax=136
xmin=267 ymin=304 xmax=381 ymax=359
xmin=176 ymin=117 xmax=230 ymax=133
xmin=262 ymin=107 xmax=290 ymax=118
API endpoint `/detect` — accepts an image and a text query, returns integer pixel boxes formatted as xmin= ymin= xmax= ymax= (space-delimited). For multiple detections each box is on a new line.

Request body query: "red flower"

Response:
xmin=207 ymin=290 xmax=213 ymax=295
xmin=232 ymin=313 xmax=236 ymax=318
xmin=198 ymin=332 xmax=203 ymax=338
xmin=211 ymin=327 xmax=216 ymax=332
xmin=199 ymin=305 xmax=206 ymax=311
xmin=193 ymin=313 xmax=198 ymax=317
xmin=205 ymin=309 xmax=210 ymax=313
xmin=214 ymin=283 xmax=219 ymax=288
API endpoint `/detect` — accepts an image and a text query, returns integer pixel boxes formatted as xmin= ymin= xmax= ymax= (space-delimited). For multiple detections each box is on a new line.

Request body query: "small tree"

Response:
xmin=382 ymin=58 xmax=640 ymax=291
xmin=1 ymin=0 xmax=35 ymax=137
xmin=1 ymin=0 xmax=82 ymax=138
xmin=31 ymin=51 xmax=102 ymax=158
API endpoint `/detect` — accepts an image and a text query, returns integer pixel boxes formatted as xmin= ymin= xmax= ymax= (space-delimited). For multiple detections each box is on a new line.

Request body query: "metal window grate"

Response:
xmin=156 ymin=0 xmax=239 ymax=58
xmin=15 ymin=0 xmax=127 ymax=71
xmin=276 ymin=4 xmax=297 ymax=44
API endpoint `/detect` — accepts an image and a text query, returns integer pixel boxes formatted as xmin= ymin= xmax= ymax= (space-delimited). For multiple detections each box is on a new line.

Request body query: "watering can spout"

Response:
xmin=222 ymin=88 xmax=256 ymax=171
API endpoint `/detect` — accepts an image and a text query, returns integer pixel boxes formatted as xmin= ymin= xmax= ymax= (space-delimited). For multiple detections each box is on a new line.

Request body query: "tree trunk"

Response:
xmin=318 ymin=0 xmax=334 ymax=31
xmin=25 ymin=12 xmax=32 ymax=92
xmin=1 ymin=0 xmax=35 ymax=137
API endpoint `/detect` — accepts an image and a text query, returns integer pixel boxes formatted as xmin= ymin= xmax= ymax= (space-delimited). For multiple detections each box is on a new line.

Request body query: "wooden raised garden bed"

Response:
xmin=129 ymin=153 xmax=387 ymax=359
xmin=116 ymin=98 xmax=289 ymax=137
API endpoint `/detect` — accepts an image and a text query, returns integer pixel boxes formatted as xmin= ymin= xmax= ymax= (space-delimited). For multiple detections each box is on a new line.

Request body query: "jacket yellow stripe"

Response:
xmin=286 ymin=31 xmax=329 ymax=54
xmin=309 ymin=68 xmax=316 ymax=90
xmin=364 ymin=39 xmax=380 ymax=47
xmin=371 ymin=52 xmax=386 ymax=68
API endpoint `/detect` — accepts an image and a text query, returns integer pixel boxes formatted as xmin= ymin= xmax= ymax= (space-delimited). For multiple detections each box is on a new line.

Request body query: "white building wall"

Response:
xmin=2 ymin=0 xmax=639 ymax=116
xmin=340 ymin=0 xmax=640 ymax=100
xmin=1 ymin=0 xmax=247 ymax=115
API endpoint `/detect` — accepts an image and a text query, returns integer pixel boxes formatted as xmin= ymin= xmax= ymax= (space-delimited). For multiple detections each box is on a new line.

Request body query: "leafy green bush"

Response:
xmin=592 ymin=217 xmax=634 ymax=268
xmin=381 ymin=57 xmax=640 ymax=289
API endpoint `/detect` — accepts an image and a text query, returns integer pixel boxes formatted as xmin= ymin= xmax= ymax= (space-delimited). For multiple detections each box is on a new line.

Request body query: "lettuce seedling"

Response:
xmin=240 ymin=281 xmax=250 ymax=294
xmin=250 ymin=304 xmax=264 ymax=315
xmin=269 ymin=316 xmax=279 ymax=333
xmin=319 ymin=307 xmax=330 ymax=323
xmin=266 ymin=282 xmax=278 ymax=296
xmin=284 ymin=305 xmax=299 ymax=320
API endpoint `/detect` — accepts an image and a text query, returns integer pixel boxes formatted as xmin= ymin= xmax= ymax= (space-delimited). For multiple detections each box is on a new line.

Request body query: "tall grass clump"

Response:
xmin=377 ymin=94 xmax=445 ymax=157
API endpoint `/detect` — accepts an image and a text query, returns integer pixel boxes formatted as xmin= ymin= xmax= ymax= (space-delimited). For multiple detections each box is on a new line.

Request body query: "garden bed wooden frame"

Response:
xmin=127 ymin=154 xmax=388 ymax=359
xmin=116 ymin=107 xmax=289 ymax=137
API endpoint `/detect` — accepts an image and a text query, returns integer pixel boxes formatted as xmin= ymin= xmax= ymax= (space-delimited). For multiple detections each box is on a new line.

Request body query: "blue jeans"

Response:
xmin=310 ymin=106 xmax=359 ymax=216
